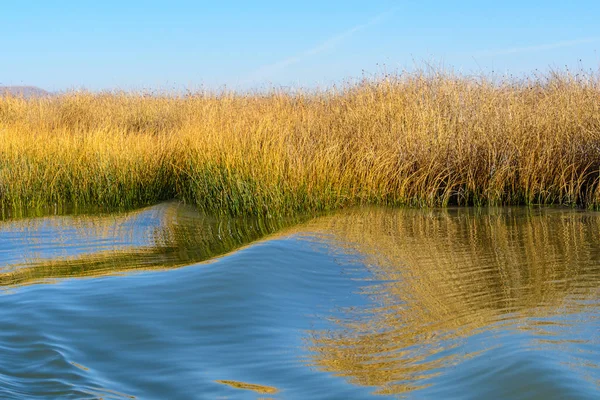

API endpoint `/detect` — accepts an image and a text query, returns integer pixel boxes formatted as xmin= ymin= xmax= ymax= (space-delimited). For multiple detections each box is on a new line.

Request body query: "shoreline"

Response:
xmin=1 ymin=70 xmax=599 ymax=216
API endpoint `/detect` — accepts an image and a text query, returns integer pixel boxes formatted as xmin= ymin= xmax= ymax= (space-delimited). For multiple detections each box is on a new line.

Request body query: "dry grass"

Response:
xmin=1 ymin=70 xmax=599 ymax=215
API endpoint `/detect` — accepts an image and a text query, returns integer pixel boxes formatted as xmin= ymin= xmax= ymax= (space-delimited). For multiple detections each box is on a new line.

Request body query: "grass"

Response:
xmin=1 ymin=69 xmax=600 ymax=216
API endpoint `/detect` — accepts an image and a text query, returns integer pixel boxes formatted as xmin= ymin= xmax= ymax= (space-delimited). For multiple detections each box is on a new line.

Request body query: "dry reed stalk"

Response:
xmin=1 ymin=70 xmax=599 ymax=216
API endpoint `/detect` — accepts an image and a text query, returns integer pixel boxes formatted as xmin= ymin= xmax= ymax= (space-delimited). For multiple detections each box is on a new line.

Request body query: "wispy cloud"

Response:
xmin=474 ymin=37 xmax=600 ymax=58
xmin=245 ymin=7 xmax=398 ymax=83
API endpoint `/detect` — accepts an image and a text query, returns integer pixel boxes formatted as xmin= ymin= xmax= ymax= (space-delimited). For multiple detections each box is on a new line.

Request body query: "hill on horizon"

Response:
xmin=0 ymin=86 xmax=51 ymax=98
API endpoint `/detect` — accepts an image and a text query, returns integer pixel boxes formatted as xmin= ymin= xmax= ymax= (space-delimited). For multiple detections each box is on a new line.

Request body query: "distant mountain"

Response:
xmin=0 ymin=86 xmax=51 ymax=98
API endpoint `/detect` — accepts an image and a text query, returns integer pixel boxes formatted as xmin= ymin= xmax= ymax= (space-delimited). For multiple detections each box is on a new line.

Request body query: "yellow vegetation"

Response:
xmin=1 ymin=70 xmax=599 ymax=215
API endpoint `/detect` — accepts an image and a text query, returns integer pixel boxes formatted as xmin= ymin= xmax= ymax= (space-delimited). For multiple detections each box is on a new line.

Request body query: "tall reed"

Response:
xmin=1 ymin=70 xmax=599 ymax=216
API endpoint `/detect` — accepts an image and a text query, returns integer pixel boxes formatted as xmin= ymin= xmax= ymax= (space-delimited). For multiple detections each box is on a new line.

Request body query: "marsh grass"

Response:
xmin=1 ymin=70 xmax=599 ymax=216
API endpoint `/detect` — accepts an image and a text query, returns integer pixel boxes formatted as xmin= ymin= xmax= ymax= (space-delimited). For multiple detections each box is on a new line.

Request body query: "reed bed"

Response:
xmin=1 ymin=70 xmax=599 ymax=216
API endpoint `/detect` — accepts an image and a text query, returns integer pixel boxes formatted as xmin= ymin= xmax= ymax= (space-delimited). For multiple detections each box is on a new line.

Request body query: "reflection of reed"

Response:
xmin=0 ymin=202 xmax=300 ymax=288
xmin=301 ymin=207 xmax=600 ymax=395
xmin=215 ymin=380 xmax=278 ymax=395
xmin=0 ymin=205 xmax=154 ymax=241
xmin=2 ymin=205 xmax=598 ymax=395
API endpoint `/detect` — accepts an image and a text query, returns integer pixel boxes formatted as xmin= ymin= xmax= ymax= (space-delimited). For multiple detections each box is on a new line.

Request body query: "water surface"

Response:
xmin=0 ymin=203 xmax=598 ymax=399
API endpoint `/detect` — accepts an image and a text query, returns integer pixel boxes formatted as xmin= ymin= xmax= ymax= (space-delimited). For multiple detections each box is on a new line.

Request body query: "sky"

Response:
xmin=1 ymin=0 xmax=600 ymax=91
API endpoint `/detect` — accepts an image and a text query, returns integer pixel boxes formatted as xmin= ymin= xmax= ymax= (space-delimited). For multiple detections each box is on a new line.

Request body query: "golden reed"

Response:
xmin=1 ymin=70 xmax=599 ymax=216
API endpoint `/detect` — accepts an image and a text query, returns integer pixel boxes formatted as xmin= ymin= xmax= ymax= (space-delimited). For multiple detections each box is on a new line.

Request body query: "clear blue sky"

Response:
xmin=2 ymin=0 xmax=599 ymax=91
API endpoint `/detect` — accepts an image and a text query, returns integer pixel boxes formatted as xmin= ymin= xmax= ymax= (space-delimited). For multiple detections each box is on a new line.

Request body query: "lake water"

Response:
xmin=0 ymin=202 xmax=598 ymax=399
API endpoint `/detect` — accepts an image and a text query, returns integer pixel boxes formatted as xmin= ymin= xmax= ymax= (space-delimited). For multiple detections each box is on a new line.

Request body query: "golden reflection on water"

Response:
xmin=1 ymin=204 xmax=599 ymax=396
xmin=0 ymin=202 xmax=298 ymax=288
xmin=215 ymin=380 xmax=279 ymax=395
xmin=300 ymin=207 xmax=600 ymax=395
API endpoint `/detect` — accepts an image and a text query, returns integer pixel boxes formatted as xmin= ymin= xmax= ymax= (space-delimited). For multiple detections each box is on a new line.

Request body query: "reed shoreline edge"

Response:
xmin=1 ymin=70 xmax=599 ymax=216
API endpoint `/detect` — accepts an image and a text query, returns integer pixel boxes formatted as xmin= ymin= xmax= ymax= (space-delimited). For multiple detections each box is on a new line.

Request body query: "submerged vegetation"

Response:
xmin=1 ymin=70 xmax=600 ymax=216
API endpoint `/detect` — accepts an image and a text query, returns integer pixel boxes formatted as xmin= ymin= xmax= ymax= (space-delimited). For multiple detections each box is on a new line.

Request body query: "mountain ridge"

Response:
xmin=0 ymin=86 xmax=51 ymax=98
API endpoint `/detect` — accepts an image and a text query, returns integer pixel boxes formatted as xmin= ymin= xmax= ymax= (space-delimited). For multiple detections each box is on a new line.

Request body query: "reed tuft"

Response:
xmin=1 ymin=69 xmax=599 ymax=216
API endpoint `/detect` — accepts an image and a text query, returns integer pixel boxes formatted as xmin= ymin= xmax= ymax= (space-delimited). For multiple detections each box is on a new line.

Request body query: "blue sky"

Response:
xmin=1 ymin=1 xmax=599 ymax=91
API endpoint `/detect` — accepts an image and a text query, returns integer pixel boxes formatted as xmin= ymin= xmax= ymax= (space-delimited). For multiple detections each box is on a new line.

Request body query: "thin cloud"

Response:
xmin=246 ymin=7 xmax=398 ymax=82
xmin=474 ymin=37 xmax=600 ymax=57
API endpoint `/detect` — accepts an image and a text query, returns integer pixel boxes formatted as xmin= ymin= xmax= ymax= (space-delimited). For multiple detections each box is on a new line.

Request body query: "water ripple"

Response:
xmin=0 ymin=204 xmax=598 ymax=398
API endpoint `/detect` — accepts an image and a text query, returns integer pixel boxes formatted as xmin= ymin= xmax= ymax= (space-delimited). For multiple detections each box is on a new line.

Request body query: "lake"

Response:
xmin=0 ymin=202 xmax=598 ymax=399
